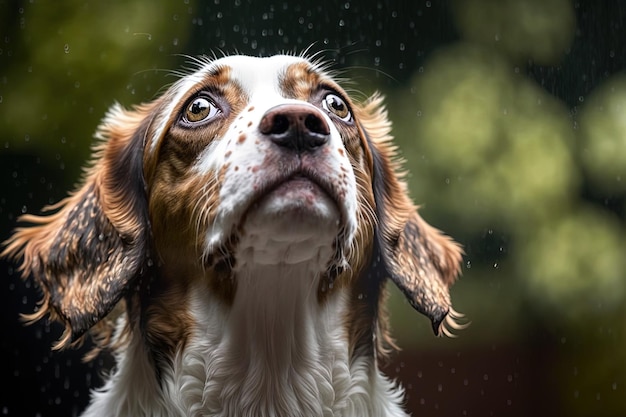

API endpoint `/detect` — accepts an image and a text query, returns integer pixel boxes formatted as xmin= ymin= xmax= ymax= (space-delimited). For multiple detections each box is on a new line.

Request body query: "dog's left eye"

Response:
xmin=322 ymin=93 xmax=352 ymax=122
xmin=183 ymin=96 xmax=221 ymax=124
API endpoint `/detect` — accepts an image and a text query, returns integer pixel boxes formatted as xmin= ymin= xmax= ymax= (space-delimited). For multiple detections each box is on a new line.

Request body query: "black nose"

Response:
xmin=259 ymin=104 xmax=330 ymax=152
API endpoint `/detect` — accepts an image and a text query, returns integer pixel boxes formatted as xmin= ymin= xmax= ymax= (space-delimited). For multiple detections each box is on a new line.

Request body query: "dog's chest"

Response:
xmin=163 ymin=281 xmax=368 ymax=416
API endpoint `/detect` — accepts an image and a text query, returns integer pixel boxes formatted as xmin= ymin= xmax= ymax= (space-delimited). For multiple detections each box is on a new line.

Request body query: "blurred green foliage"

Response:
xmin=1 ymin=0 xmax=624 ymax=416
xmin=1 ymin=0 xmax=191 ymax=175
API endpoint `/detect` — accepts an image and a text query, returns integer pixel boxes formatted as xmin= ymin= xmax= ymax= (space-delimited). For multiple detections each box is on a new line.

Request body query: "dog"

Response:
xmin=3 ymin=53 xmax=465 ymax=417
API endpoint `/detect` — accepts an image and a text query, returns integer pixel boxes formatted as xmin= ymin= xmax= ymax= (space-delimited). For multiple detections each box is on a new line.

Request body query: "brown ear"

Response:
xmin=359 ymin=96 xmax=466 ymax=336
xmin=2 ymin=103 xmax=153 ymax=349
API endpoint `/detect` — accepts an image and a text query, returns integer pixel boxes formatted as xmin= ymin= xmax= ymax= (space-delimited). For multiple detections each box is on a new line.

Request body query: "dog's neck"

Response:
xmin=229 ymin=262 xmax=332 ymax=367
xmin=183 ymin=258 xmax=351 ymax=416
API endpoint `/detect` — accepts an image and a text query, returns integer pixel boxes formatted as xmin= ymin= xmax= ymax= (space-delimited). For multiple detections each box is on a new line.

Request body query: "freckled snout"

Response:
xmin=259 ymin=104 xmax=330 ymax=152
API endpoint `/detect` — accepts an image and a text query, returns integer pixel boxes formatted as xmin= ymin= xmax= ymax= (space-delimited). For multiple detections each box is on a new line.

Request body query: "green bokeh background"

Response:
xmin=1 ymin=1 xmax=624 ymax=416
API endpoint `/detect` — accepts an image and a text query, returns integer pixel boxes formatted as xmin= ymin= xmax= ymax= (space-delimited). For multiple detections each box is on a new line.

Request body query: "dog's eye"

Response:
xmin=184 ymin=96 xmax=220 ymax=124
xmin=322 ymin=94 xmax=352 ymax=122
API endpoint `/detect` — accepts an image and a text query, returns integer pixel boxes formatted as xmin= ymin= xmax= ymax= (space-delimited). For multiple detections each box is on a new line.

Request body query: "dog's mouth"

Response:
xmin=226 ymin=170 xmax=347 ymax=268
xmin=243 ymin=171 xmax=341 ymax=227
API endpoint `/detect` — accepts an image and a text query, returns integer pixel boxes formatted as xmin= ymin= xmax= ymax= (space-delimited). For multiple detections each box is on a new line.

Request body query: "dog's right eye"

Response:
xmin=183 ymin=96 xmax=221 ymax=124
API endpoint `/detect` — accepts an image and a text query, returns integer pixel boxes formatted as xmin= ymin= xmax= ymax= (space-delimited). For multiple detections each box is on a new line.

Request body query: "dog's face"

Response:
xmin=146 ymin=56 xmax=363 ymax=277
xmin=3 ymin=54 xmax=464 ymax=354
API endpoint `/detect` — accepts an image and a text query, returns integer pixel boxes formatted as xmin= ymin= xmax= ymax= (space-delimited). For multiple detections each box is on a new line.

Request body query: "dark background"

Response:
xmin=1 ymin=1 xmax=625 ymax=416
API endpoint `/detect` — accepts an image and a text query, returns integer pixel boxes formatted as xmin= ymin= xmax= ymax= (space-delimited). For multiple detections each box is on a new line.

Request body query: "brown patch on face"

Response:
xmin=281 ymin=61 xmax=323 ymax=100
xmin=143 ymin=65 xmax=232 ymax=183
xmin=149 ymin=158 xmax=218 ymax=264
xmin=146 ymin=64 xmax=250 ymax=304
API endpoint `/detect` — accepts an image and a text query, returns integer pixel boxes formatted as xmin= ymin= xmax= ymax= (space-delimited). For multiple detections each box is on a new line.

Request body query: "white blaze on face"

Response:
xmin=177 ymin=55 xmax=359 ymax=266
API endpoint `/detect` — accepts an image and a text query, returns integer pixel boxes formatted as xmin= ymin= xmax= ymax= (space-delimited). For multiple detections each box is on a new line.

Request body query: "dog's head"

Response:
xmin=3 ymin=54 xmax=464 ymax=353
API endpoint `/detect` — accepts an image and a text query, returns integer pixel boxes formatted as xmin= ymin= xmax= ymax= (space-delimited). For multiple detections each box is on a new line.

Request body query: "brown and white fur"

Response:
xmin=3 ymin=54 xmax=465 ymax=417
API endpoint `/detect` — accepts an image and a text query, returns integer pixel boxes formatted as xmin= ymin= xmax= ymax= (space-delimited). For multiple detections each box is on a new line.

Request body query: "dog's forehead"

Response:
xmin=208 ymin=54 xmax=317 ymax=95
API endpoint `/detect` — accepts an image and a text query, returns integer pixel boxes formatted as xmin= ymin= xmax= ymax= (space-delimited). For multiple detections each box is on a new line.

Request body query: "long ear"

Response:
xmin=359 ymin=95 xmax=466 ymax=336
xmin=2 ymin=103 xmax=153 ymax=349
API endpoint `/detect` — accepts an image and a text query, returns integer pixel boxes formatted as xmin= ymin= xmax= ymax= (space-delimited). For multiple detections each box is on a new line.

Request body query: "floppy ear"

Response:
xmin=359 ymin=96 xmax=465 ymax=336
xmin=2 ymin=103 xmax=154 ymax=349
